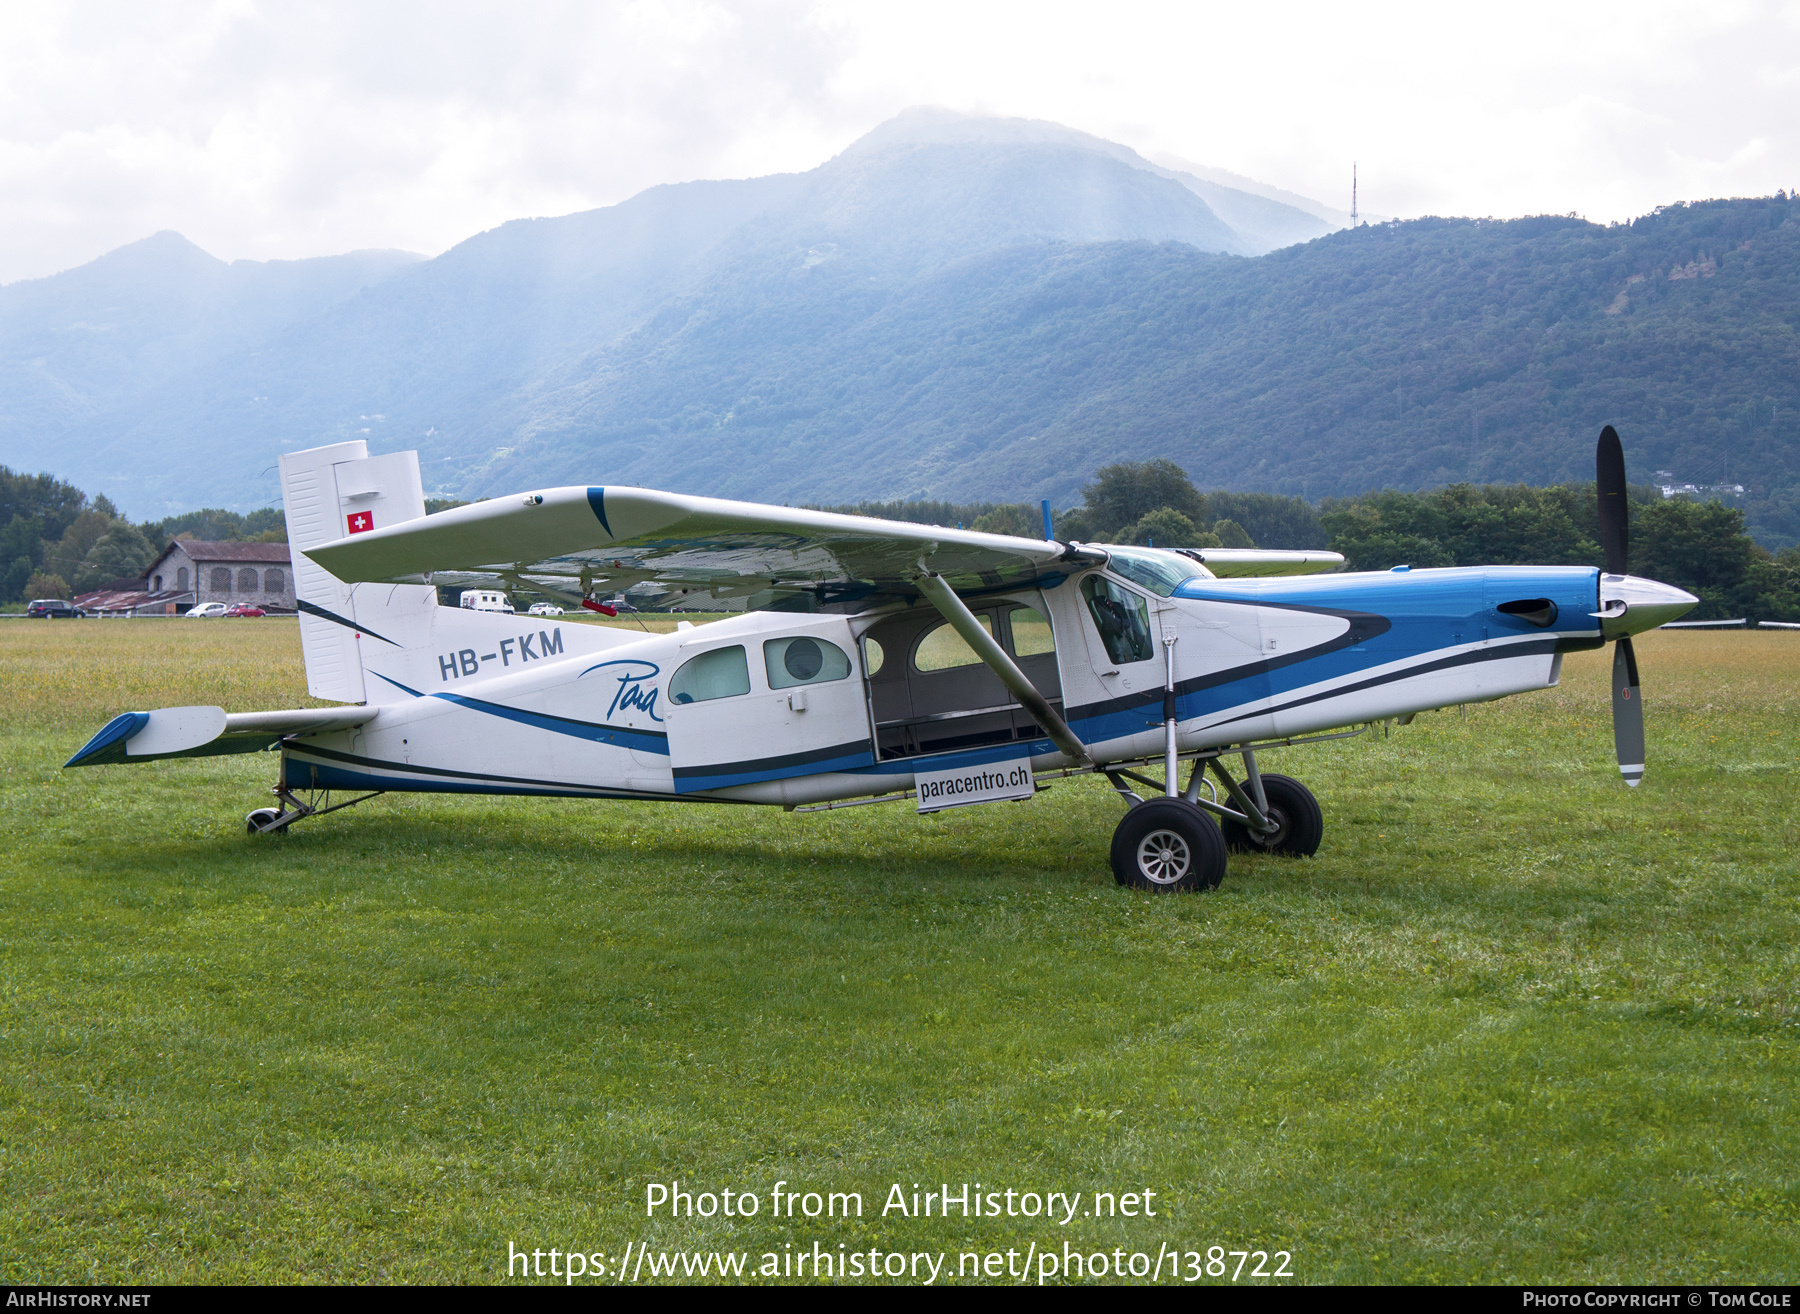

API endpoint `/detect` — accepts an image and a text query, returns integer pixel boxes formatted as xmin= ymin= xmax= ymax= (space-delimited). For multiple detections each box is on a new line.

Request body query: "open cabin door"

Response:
xmin=662 ymin=615 xmax=875 ymax=794
xmin=859 ymin=594 xmax=1064 ymax=760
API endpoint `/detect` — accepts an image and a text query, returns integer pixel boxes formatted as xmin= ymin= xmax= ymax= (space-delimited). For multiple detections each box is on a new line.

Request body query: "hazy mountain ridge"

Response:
xmin=854 ymin=109 xmax=1334 ymax=253
xmin=0 ymin=111 xmax=1793 ymax=548
xmin=1153 ymin=152 xmax=1368 ymax=228
xmin=0 ymin=234 xmax=421 ymax=463
xmin=2 ymin=111 xmax=1283 ymax=514
xmin=491 ymin=197 xmax=1800 ymax=546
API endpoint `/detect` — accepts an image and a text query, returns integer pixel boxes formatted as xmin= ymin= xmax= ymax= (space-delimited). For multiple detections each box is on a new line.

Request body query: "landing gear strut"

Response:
xmin=245 ymin=783 xmax=383 ymax=836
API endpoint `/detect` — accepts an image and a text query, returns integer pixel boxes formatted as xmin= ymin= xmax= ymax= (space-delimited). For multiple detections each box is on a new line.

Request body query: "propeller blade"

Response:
xmin=1612 ymin=636 xmax=1645 ymax=787
xmin=1596 ymin=424 xmax=1630 ymax=575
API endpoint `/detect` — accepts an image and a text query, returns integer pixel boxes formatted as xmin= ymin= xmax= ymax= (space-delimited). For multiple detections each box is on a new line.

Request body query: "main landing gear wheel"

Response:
xmin=1111 ymin=798 xmax=1228 ymax=892
xmin=1219 ymin=773 xmax=1323 ymax=857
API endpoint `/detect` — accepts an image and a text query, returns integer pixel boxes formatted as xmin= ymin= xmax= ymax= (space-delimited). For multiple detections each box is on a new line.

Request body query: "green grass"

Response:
xmin=1 ymin=623 xmax=1797 ymax=1284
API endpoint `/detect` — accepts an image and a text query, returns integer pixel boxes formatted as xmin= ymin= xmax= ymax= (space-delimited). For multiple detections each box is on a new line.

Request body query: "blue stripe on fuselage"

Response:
xmin=431 ymin=690 xmax=670 ymax=755
xmin=1065 ymin=565 xmax=1602 ymax=744
xmin=369 ymin=670 xmax=670 ymax=754
xmin=673 ymin=747 xmax=877 ymax=793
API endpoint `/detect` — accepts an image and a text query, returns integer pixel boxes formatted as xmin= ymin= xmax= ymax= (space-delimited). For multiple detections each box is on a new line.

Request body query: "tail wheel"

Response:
xmin=1220 ymin=773 xmax=1323 ymax=857
xmin=1111 ymin=797 xmax=1228 ymax=892
xmin=246 ymin=807 xmax=286 ymax=836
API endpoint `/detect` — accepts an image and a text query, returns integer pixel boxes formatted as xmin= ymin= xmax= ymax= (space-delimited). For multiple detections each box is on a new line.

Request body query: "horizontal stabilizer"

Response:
xmin=1190 ymin=548 xmax=1344 ymax=577
xmin=65 ymin=706 xmax=373 ymax=767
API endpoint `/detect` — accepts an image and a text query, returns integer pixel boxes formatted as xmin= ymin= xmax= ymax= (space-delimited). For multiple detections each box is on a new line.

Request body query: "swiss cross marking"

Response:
xmin=347 ymin=511 xmax=374 ymax=534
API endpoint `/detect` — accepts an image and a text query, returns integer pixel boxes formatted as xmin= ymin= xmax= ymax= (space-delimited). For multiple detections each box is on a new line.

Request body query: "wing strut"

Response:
xmin=914 ymin=573 xmax=1091 ymax=767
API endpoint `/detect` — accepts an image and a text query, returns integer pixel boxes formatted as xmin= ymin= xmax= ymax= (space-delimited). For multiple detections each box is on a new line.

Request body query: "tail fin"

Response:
xmin=280 ymin=441 xmax=434 ymax=704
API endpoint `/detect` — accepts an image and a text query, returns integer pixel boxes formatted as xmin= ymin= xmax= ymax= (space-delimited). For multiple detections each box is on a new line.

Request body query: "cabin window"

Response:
xmin=764 ymin=636 xmax=851 ymax=690
xmin=1081 ymin=575 xmax=1155 ymax=664
xmin=264 ymin=569 xmax=284 ymax=593
xmin=210 ymin=567 xmax=231 ymax=593
xmin=913 ymin=616 xmax=994 ymax=672
xmin=1007 ymin=606 xmax=1055 ymax=656
xmin=669 ymin=646 xmax=751 ymax=704
xmin=175 ymin=567 xmax=188 ymax=591
xmin=861 ymin=637 xmax=885 ymax=676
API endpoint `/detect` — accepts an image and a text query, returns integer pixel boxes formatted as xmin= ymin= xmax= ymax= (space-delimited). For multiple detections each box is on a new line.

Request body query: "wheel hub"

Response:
xmin=1248 ymin=805 xmax=1290 ymax=849
xmin=1136 ymin=828 xmax=1192 ymax=885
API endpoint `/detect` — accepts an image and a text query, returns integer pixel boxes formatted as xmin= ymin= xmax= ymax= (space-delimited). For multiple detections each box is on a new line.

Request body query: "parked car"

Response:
xmin=224 ymin=604 xmax=268 ymax=617
xmin=27 ymin=599 xmax=85 ymax=618
xmin=185 ymin=602 xmax=230 ymax=618
xmin=527 ymin=602 xmax=564 ymax=616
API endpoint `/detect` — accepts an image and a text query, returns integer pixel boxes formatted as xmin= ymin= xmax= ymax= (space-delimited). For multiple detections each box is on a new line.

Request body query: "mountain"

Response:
xmin=844 ymin=111 xmax=1339 ymax=253
xmin=4 ymin=108 xmax=1299 ymax=516
xmin=1153 ymin=153 xmax=1366 ymax=230
xmin=1 ymin=111 xmax=1795 ymax=549
xmin=492 ymin=194 xmax=1800 ymax=549
xmin=0 ymin=234 xmax=420 ymax=474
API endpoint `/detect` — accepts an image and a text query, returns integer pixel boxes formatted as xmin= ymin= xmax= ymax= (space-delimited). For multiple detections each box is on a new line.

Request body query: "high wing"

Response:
xmin=305 ymin=485 xmax=1092 ymax=601
xmin=303 ymin=485 xmax=1341 ymax=599
xmin=1185 ymin=548 xmax=1343 ymax=577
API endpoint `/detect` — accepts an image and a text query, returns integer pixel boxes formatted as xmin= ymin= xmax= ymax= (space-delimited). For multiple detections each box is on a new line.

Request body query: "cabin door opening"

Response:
xmin=859 ymin=596 xmax=1064 ymax=761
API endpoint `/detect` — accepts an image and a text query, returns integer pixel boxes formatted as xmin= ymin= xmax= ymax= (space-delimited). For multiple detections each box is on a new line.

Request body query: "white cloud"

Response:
xmin=2 ymin=0 xmax=1796 ymax=283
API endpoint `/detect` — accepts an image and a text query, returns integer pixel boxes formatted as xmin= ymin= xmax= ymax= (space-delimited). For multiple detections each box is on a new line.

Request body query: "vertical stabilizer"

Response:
xmin=279 ymin=443 xmax=434 ymax=704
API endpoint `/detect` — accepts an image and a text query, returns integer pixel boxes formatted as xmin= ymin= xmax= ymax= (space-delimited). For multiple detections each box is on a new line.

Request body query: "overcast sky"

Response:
xmin=3 ymin=0 xmax=1796 ymax=284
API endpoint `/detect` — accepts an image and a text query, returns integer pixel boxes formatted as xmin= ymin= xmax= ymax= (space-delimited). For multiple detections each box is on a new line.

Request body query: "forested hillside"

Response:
xmin=501 ymin=193 xmax=1800 ymax=548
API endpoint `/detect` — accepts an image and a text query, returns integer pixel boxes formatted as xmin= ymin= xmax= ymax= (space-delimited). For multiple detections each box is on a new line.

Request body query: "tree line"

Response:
xmin=12 ymin=458 xmax=1796 ymax=622
xmin=0 ymin=466 xmax=283 ymax=603
xmin=819 ymin=459 xmax=1800 ymax=622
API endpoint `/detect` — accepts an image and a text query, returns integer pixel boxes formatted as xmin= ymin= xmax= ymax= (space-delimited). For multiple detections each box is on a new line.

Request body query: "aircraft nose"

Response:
xmin=1596 ymin=574 xmax=1700 ymax=639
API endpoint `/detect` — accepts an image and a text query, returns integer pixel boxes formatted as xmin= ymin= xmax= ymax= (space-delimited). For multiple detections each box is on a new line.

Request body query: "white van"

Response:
xmin=459 ymin=589 xmax=514 ymax=614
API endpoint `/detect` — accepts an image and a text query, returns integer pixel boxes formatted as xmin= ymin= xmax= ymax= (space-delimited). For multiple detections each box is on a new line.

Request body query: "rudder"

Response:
xmin=280 ymin=442 xmax=434 ymax=704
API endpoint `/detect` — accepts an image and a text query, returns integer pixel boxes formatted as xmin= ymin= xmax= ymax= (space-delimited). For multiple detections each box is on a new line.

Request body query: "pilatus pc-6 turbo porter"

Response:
xmin=67 ymin=429 xmax=1695 ymax=891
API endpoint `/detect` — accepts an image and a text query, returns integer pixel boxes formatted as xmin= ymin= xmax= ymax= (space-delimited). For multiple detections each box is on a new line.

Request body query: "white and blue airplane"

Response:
xmin=67 ymin=429 xmax=1694 ymax=891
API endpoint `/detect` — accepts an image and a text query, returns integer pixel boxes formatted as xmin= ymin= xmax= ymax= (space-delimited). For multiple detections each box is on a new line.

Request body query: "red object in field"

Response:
xmin=580 ymin=599 xmax=618 ymax=616
xmin=346 ymin=511 xmax=374 ymax=534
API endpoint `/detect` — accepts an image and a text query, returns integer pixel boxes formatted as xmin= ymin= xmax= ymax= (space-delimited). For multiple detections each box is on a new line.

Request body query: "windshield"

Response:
xmin=1104 ymin=547 xmax=1212 ymax=598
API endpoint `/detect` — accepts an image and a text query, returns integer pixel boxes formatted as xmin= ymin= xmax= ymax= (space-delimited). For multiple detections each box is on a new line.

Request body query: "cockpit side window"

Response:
xmin=1080 ymin=575 xmax=1155 ymax=665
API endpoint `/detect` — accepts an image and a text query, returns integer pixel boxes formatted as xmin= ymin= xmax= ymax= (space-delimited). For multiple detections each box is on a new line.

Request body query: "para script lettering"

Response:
xmin=580 ymin=659 xmax=663 ymax=722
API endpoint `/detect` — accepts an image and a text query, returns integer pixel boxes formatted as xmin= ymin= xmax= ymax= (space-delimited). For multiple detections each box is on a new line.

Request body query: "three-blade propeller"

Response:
xmin=1596 ymin=425 xmax=1645 ymax=787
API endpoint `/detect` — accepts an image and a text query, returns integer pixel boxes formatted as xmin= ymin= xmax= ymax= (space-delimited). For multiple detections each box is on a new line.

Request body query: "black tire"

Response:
xmin=1220 ymin=773 xmax=1323 ymax=857
xmin=1110 ymin=797 xmax=1228 ymax=892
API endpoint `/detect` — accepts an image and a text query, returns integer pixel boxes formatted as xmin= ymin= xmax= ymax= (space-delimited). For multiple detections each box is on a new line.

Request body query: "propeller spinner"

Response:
xmin=1592 ymin=425 xmax=1698 ymax=787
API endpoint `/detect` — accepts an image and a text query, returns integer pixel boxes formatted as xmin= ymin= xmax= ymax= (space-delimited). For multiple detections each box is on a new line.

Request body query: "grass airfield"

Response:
xmin=1 ymin=619 xmax=1796 ymax=1284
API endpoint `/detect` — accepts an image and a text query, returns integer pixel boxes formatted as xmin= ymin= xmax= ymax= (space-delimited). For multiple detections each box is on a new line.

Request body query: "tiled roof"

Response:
xmin=159 ymin=540 xmax=292 ymax=563
xmin=73 ymin=588 xmax=193 ymax=609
